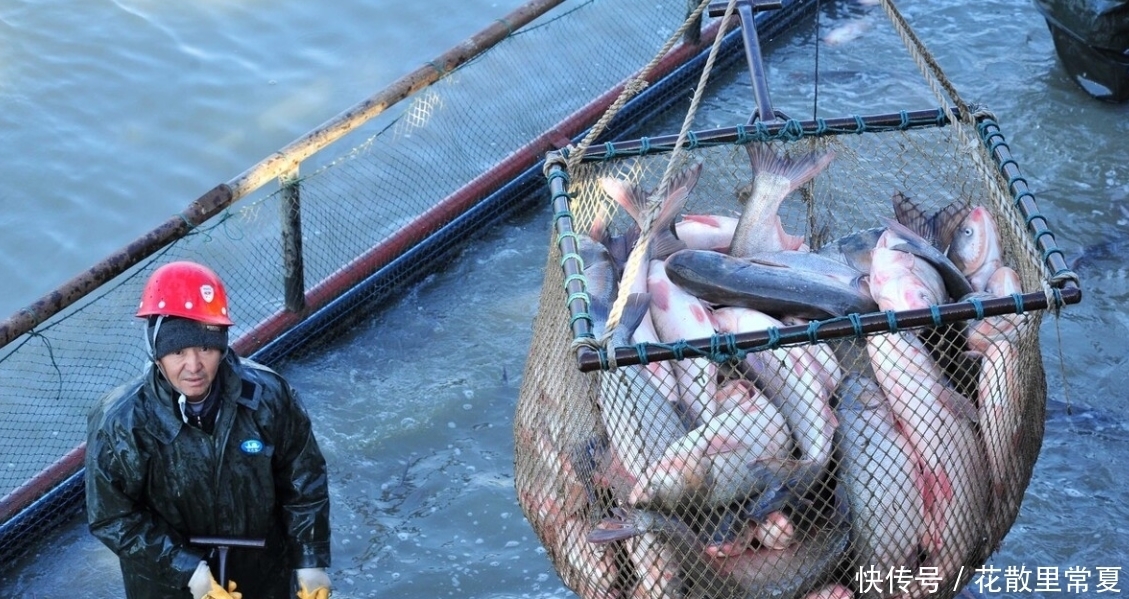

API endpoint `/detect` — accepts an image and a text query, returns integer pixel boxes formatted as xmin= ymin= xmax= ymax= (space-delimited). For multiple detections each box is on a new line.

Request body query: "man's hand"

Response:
xmin=188 ymin=561 xmax=243 ymax=599
xmin=296 ymin=567 xmax=332 ymax=599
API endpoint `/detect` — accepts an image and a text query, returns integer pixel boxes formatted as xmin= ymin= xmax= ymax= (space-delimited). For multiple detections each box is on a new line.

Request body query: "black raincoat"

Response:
xmin=85 ymin=350 xmax=331 ymax=599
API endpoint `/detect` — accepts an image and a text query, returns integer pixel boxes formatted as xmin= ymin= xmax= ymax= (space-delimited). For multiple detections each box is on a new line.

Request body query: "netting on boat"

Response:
xmin=513 ymin=2 xmax=1074 ymax=598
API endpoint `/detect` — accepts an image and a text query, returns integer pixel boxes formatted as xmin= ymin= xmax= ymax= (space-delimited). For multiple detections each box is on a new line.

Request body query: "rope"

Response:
xmin=604 ymin=0 xmax=740 ymax=334
xmin=564 ymin=0 xmax=717 ymax=174
xmin=878 ymin=0 xmax=969 ymax=121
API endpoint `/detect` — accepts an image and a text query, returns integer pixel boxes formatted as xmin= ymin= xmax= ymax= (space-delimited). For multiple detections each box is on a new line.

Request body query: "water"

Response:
xmin=5 ymin=0 xmax=1129 ymax=597
xmin=0 ymin=0 xmax=528 ymax=320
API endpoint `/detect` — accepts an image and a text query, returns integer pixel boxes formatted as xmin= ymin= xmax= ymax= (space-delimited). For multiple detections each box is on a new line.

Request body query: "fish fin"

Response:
xmin=653 ymin=162 xmax=702 ymax=225
xmin=891 ymin=191 xmax=972 ymax=251
xmin=891 ymin=191 xmax=935 ymax=242
xmin=777 ymin=222 xmax=808 ymax=251
xmin=650 ymin=231 xmax=688 ymax=260
xmin=617 ymin=292 xmax=653 ymax=341
xmin=746 ymin=145 xmax=836 ymax=193
xmin=611 ymin=227 xmax=640 ymax=269
xmin=932 ymin=200 xmax=973 ymax=251
xmin=599 ymin=177 xmax=640 ymax=222
xmin=702 ymin=437 xmax=745 ymax=458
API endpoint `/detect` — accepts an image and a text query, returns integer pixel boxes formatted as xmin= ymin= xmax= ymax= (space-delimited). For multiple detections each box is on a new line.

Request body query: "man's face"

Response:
xmin=158 ymin=347 xmax=223 ymax=401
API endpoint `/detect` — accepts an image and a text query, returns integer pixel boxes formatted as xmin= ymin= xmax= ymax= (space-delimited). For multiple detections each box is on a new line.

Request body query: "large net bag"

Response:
xmin=514 ymin=2 xmax=1078 ymax=598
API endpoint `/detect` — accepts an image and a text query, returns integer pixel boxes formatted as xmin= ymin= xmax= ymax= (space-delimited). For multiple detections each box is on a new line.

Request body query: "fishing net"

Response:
xmin=514 ymin=1 xmax=1077 ymax=598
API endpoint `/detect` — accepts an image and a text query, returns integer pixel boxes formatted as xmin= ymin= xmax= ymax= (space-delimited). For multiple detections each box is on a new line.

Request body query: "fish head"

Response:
xmin=948 ymin=206 xmax=1001 ymax=276
xmin=870 ymin=248 xmax=944 ymax=311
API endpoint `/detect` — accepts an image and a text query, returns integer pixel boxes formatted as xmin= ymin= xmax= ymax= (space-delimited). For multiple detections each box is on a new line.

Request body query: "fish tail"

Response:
xmin=745 ymin=144 xmax=835 ymax=193
xmin=892 ymin=191 xmax=971 ymax=251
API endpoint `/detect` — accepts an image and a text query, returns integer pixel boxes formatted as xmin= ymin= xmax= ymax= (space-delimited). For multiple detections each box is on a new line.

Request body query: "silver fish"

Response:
xmin=713 ymin=307 xmax=839 ymax=503
xmin=647 ymin=259 xmax=719 ymax=426
xmin=866 ymin=331 xmax=990 ymax=592
xmin=868 ymin=245 xmax=947 ymax=312
xmin=729 ymin=145 xmax=835 ymax=257
xmin=628 ymin=379 xmax=793 ymax=510
xmin=817 ymin=192 xmax=969 ymax=275
xmin=593 ymin=292 xmax=688 ymax=486
xmin=592 ymin=485 xmax=851 ymax=599
xmin=675 ymin=213 xmax=739 ymax=253
xmin=968 ymin=265 xmax=1031 ymax=543
xmin=834 ymin=374 xmax=926 ymax=594
xmin=948 ymin=205 xmax=1005 ymax=292
xmin=879 ymin=219 xmax=974 ymax=301
xmin=598 ymin=162 xmax=700 ymax=303
xmin=665 ymin=248 xmax=878 ymax=319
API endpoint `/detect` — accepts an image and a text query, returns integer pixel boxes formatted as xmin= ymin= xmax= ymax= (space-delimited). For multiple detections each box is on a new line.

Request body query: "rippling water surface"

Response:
xmin=4 ymin=0 xmax=1129 ymax=596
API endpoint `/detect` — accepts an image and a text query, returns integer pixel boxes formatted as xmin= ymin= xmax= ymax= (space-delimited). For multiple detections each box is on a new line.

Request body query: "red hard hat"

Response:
xmin=137 ymin=261 xmax=234 ymax=325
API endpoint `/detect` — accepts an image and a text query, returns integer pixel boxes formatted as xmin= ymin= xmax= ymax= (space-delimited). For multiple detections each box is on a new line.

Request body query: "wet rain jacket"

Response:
xmin=85 ymin=350 xmax=331 ymax=599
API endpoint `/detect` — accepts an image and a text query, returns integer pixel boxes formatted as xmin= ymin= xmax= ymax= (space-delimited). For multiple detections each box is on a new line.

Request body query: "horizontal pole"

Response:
xmin=574 ymin=287 xmax=1082 ymax=372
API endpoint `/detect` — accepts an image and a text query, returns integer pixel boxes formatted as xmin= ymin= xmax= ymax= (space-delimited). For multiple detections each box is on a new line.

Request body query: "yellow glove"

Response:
xmin=296 ymin=567 xmax=331 ymax=599
xmin=189 ymin=561 xmax=242 ymax=599
xmin=297 ymin=584 xmax=329 ymax=599
xmin=205 ymin=579 xmax=243 ymax=599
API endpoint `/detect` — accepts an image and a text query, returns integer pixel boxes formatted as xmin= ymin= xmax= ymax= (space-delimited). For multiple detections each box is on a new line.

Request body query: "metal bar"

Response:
xmin=0 ymin=184 xmax=234 ymax=349
xmin=574 ymin=288 xmax=1081 ymax=372
xmin=573 ymin=107 xmax=954 ymax=160
xmin=975 ymin=114 xmax=1079 ymax=293
xmin=224 ymin=0 xmax=566 ymax=201
xmin=709 ymin=0 xmax=784 ymax=123
xmin=280 ymin=170 xmax=307 ymax=313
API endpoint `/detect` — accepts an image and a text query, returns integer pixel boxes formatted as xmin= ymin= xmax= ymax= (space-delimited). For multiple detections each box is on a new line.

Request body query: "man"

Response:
xmin=85 ymin=260 xmax=332 ymax=599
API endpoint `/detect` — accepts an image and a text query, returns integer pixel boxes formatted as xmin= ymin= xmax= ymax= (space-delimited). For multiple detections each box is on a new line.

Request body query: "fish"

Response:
xmin=833 ymin=374 xmax=926 ymax=592
xmin=592 ymin=292 xmax=688 ymax=485
xmin=583 ymin=224 xmax=684 ymax=432
xmin=664 ymin=248 xmax=878 ymax=319
xmin=866 ymin=330 xmax=991 ymax=591
xmin=948 ymin=205 xmax=1004 ymax=292
xmin=590 ymin=485 xmax=850 ymax=599
xmin=879 ymin=219 xmax=974 ymax=301
xmin=815 ymin=192 xmax=970 ymax=277
xmin=674 ymin=213 xmax=739 ymax=252
xmin=712 ymin=307 xmax=840 ymax=503
xmin=868 ymin=246 xmax=947 ymax=312
xmin=815 ymin=226 xmax=885 ymax=272
xmin=729 ymin=145 xmax=835 ymax=257
xmin=891 ymin=190 xmax=971 ymax=252
xmin=967 ymin=265 xmax=1031 ymax=543
xmin=578 ymin=232 xmax=620 ymax=320
xmin=517 ymin=425 xmax=623 ymax=599
xmin=598 ymin=161 xmax=701 ymax=299
xmin=823 ymin=18 xmax=871 ymax=46
xmin=588 ymin=506 xmax=751 ymax=599
xmin=628 ymin=379 xmax=793 ymax=510
xmin=746 ymin=250 xmax=872 ymax=292
xmin=646 ymin=259 xmax=719 ymax=426
xmin=703 ymin=488 xmax=850 ymax=599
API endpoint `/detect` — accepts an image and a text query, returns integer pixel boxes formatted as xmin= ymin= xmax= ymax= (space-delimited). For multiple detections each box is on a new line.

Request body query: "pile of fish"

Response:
xmin=574 ymin=144 xmax=1028 ymax=599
